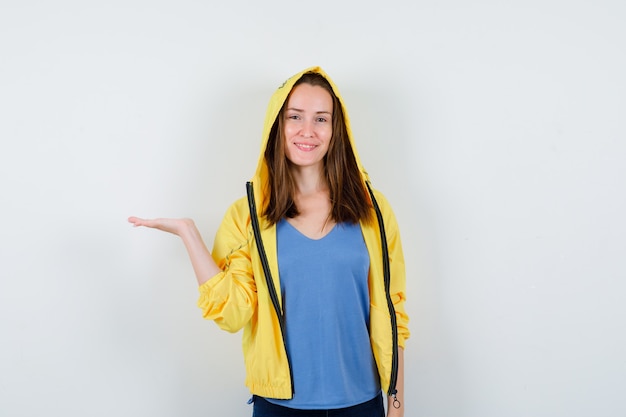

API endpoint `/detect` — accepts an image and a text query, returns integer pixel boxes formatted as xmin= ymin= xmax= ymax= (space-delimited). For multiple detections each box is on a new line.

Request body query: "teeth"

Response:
xmin=296 ymin=143 xmax=316 ymax=150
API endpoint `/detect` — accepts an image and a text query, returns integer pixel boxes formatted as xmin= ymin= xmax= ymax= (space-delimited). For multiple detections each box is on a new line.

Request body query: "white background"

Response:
xmin=1 ymin=1 xmax=625 ymax=416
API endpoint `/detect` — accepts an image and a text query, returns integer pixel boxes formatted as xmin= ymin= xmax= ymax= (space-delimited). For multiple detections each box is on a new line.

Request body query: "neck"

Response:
xmin=290 ymin=164 xmax=327 ymax=196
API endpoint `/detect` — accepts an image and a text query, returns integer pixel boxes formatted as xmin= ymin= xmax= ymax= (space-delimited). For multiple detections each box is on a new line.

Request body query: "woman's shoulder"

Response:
xmin=366 ymin=185 xmax=401 ymax=231
xmin=368 ymin=185 xmax=394 ymax=211
xmin=214 ymin=196 xmax=253 ymax=246
xmin=221 ymin=196 xmax=251 ymax=223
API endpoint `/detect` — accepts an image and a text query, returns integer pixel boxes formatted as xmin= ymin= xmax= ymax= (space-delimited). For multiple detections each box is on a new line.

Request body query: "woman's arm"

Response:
xmin=128 ymin=217 xmax=221 ymax=285
xmin=387 ymin=347 xmax=405 ymax=417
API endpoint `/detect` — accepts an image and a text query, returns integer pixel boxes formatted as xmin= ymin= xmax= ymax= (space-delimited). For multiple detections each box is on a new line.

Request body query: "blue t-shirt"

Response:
xmin=266 ymin=219 xmax=380 ymax=409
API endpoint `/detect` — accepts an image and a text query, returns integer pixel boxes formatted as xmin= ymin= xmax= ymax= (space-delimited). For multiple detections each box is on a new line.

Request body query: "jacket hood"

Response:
xmin=251 ymin=66 xmax=371 ymax=216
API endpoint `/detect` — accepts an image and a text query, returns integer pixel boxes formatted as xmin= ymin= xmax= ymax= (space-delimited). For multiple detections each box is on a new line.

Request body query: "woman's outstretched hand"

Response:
xmin=128 ymin=216 xmax=195 ymax=237
xmin=128 ymin=216 xmax=221 ymax=285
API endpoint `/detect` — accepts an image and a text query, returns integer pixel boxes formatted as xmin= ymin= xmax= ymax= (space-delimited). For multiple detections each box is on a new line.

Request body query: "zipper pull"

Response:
xmin=390 ymin=389 xmax=401 ymax=409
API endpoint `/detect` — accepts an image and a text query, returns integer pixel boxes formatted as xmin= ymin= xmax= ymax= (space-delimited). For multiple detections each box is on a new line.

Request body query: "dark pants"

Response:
xmin=252 ymin=393 xmax=384 ymax=417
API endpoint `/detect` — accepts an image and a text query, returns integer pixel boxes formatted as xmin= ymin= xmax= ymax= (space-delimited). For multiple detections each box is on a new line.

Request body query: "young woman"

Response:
xmin=129 ymin=67 xmax=409 ymax=417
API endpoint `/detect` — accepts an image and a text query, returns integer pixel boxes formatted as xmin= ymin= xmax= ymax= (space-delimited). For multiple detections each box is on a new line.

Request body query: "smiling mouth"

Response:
xmin=294 ymin=143 xmax=317 ymax=151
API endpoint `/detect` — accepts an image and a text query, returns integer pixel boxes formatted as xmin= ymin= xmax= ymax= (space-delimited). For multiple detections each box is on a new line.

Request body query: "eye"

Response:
xmin=287 ymin=114 xmax=301 ymax=120
xmin=316 ymin=117 xmax=328 ymax=123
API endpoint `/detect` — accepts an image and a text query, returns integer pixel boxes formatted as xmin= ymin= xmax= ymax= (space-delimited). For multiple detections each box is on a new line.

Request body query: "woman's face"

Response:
xmin=283 ymin=83 xmax=333 ymax=171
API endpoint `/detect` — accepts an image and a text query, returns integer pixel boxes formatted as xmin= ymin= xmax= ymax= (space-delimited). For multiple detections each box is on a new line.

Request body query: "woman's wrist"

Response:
xmin=178 ymin=218 xmax=199 ymax=240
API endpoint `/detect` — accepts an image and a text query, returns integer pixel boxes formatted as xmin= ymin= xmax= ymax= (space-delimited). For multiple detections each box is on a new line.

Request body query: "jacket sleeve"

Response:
xmin=197 ymin=199 xmax=257 ymax=333
xmin=377 ymin=191 xmax=411 ymax=349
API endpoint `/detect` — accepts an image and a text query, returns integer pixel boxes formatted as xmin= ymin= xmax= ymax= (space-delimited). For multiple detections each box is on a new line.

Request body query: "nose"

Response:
xmin=301 ymin=119 xmax=314 ymax=138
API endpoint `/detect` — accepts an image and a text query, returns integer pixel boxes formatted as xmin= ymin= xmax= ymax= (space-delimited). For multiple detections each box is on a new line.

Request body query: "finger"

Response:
xmin=128 ymin=216 xmax=149 ymax=227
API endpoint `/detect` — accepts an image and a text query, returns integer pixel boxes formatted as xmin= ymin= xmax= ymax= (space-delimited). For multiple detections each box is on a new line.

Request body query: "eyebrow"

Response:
xmin=286 ymin=107 xmax=332 ymax=114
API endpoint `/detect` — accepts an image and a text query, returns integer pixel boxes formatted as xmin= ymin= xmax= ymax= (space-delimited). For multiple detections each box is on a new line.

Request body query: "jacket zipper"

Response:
xmin=366 ymin=181 xmax=400 ymax=406
xmin=246 ymin=182 xmax=295 ymax=396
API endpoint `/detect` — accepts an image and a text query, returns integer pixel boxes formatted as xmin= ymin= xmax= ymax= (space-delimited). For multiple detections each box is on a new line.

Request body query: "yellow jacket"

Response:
xmin=197 ymin=66 xmax=409 ymax=400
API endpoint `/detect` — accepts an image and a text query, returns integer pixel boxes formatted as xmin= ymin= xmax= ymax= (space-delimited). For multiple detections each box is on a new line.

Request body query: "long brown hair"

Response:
xmin=263 ymin=72 xmax=372 ymax=225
